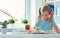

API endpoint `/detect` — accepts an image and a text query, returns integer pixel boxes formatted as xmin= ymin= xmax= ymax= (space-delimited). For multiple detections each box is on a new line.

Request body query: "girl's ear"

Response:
xmin=49 ymin=15 xmax=50 ymax=18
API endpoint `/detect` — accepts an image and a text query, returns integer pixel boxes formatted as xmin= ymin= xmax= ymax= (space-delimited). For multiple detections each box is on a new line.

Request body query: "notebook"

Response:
xmin=29 ymin=30 xmax=57 ymax=34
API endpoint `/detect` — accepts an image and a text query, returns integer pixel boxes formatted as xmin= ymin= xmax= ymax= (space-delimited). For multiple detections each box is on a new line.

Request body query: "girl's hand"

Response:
xmin=54 ymin=25 xmax=59 ymax=33
xmin=33 ymin=26 xmax=39 ymax=30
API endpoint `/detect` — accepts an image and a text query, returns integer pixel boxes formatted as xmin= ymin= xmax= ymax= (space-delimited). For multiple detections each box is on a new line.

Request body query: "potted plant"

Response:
xmin=8 ymin=19 xmax=15 ymax=24
xmin=21 ymin=19 xmax=30 ymax=31
xmin=1 ymin=20 xmax=9 ymax=34
xmin=8 ymin=19 xmax=15 ymax=28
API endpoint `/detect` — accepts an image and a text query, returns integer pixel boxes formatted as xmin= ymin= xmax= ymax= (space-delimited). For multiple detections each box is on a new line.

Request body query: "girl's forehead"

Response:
xmin=41 ymin=11 xmax=49 ymax=14
xmin=42 ymin=11 xmax=49 ymax=14
xmin=43 ymin=11 xmax=49 ymax=13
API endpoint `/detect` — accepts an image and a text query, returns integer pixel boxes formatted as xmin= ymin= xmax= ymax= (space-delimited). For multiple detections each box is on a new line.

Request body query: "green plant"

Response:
xmin=8 ymin=19 xmax=15 ymax=24
xmin=2 ymin=20 xmax=9 ymax=28
xmin=21 ymin=19 xmax=28 ymax=24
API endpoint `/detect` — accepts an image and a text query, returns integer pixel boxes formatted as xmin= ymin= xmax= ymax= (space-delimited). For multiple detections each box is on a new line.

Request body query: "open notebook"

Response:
xmin=29 ymin=30 xmax=57 ymax=34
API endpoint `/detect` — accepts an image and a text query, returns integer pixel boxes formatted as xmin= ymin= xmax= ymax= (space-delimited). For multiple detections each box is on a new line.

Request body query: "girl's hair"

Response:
xmin=38 ymin=5 xmax=53 ymax=22
xmin=38 ymin=8 xmax=41 ymax=21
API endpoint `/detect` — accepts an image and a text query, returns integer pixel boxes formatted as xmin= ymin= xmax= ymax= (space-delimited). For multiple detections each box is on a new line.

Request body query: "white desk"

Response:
xmin=0 ymin=32 xmax=60 ymax=38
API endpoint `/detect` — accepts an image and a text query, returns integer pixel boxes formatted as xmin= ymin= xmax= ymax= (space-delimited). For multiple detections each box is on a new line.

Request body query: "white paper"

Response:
xmin=30 ymin=30 xmax=57 ymax=34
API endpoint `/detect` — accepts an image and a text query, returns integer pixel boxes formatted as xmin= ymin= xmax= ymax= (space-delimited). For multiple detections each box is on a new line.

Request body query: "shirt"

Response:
xmin=35 ymin=19 xmax=56 ymax=31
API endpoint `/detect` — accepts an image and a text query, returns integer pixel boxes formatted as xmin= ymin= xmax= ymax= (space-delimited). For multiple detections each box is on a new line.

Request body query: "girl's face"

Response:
xmin=42 ymin=11 xmax=49 ymax=20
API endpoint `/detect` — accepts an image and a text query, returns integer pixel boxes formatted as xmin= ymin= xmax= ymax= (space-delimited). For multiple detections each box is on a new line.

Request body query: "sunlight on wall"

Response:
xmin=30 ymin=0 xmax=36 ymax=28
xmin=0 ymin=0 xmax=25 ymax=22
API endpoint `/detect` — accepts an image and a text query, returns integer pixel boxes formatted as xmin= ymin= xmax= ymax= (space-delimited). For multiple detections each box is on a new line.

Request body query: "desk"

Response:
xmin=0 ymin=32 xmax=60 ymax=38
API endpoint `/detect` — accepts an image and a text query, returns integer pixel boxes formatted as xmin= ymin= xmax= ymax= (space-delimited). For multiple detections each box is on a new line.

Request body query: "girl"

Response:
xmin=34 ymin=5 xmax=59 ymax=33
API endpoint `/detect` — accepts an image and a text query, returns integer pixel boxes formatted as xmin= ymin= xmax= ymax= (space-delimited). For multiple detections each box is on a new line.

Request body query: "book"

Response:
xmin=29 ymin=30 xmax=57 ymax=34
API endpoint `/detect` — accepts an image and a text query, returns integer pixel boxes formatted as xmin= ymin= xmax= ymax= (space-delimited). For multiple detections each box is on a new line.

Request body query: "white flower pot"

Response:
xmin=1 ymin=28 xmax=7 ymax=34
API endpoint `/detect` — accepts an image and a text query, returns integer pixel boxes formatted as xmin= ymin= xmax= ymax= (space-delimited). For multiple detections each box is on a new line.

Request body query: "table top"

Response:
xmin=0 ymin=31 xmax=60 ymax=36
xmin=0 ymin=32 xmax=60 ymax=38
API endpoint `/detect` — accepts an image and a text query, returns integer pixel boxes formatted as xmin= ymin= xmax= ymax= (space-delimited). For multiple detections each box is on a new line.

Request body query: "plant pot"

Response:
xmin=1 ymin=28 xmax=7 ymax=34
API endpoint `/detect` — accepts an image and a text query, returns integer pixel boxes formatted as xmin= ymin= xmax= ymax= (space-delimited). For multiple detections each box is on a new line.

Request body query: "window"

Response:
xmin=30 ymin=0 xmax=36 ymax=28
xmin=0 ymin=0 xmax=25 ymax=28
xmin=57 ymin=7 xmax=60 ymax=16
xmin=0 ymin=0 xmax=25 ymax=22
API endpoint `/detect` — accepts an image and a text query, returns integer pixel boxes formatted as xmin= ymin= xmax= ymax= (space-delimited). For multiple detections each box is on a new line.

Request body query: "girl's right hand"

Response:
xmin=33 ymin=26 xmax=39 ymax=30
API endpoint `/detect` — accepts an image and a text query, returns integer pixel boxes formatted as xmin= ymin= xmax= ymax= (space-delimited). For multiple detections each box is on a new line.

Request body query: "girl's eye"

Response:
xmin=48 ymin=12 xmax=49 ymax=14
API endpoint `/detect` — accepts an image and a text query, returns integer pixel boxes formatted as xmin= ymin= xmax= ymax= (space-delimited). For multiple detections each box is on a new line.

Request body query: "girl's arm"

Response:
xmin=33 ymin=26 xmax=39 ymax=30
xmin=53 ymin=24 xmax=59 ymax=33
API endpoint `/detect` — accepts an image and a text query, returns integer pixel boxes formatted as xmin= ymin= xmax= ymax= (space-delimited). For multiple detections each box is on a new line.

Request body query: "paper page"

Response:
xmin=30 ymin=30 xmax=57 ymax=34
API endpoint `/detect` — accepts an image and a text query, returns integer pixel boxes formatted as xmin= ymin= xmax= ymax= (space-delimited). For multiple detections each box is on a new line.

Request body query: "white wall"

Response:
xmin=0 ymin=0 xmax=25 ymax=22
